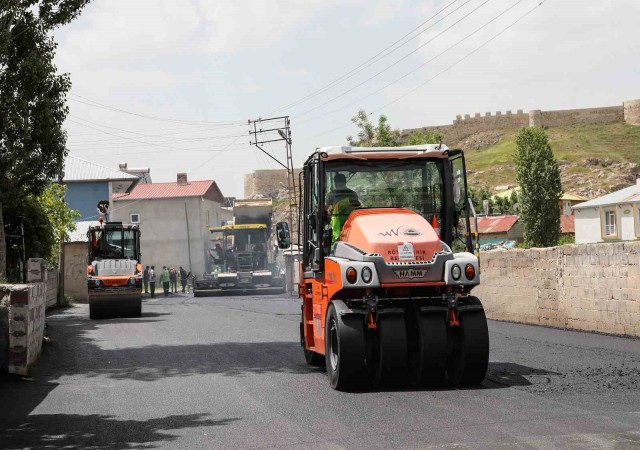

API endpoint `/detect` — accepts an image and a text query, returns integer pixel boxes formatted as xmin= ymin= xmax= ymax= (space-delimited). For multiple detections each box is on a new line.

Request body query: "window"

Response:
xmin=603 ymin=210 xmax=617 ymax=237
xmin=130 ymin=213 xmax=140 ymax=224
xmin=324 ymin=159 xmax=443 ymax=217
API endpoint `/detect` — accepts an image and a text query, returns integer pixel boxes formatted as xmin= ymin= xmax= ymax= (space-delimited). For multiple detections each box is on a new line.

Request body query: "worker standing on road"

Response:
xmin=179 ymin=266 xmax=188 ymax=293
xmin=143 ymin=265 xmax=150 ymax=294
xmin=149 ymin=265 xmax=156 ymax=298
xmin=169 ymin=267 xmax=177 ymax=293
xmin=161 ymin=266 xmax=170 ymax=297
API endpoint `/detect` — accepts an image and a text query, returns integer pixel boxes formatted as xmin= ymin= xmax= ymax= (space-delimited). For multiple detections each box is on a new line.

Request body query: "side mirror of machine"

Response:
xmin=276 ymin=222 xmax=291 ymax=249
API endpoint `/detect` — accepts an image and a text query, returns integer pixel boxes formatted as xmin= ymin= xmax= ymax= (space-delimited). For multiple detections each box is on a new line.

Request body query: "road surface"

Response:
xmin=1 ymin=293 xmax=639 ymax=449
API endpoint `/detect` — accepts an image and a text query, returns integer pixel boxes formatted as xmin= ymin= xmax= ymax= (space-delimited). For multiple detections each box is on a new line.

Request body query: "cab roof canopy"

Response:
xmin=317 ymin=144 xmax=450 ymax=161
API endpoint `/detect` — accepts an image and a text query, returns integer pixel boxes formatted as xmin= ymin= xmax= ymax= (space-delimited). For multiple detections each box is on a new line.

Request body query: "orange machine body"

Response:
xmin=300 ymin=208 xmax=446 ymax=356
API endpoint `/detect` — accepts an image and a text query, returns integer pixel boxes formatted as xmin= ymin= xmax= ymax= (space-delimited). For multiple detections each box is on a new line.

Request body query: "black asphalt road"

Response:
xmin=1 ymin=294 xmax=639 ymax=449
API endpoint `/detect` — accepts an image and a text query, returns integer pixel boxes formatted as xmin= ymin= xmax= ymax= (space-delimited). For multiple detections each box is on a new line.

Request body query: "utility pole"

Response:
xmin=248 ymin=116 xmax=296 ymax=238
xmin=248 ymin=116 xmax=297 ymax=293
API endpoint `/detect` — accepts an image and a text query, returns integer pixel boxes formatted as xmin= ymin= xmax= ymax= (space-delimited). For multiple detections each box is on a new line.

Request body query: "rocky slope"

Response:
xmin=461 ymin=123 xmax=640 ymax=199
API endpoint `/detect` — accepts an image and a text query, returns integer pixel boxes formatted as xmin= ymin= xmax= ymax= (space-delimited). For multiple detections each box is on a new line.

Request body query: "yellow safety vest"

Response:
xmin=331 ymin=197 xmax=358 ymax=242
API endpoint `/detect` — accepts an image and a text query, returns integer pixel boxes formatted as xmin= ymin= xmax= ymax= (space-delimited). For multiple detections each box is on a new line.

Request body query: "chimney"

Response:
xmin=636 ymin=178 xmax=640 ymax=186
xmin=177 ymin=173 xmax=188 ymax=185
xmin=118 ymin=162 xmax=128 ymax=170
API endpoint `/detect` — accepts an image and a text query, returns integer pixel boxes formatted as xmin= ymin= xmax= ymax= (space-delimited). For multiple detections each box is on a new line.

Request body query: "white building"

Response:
xmin=112 ymin=173 xmax=226 ymax=276
xmin=573 ymin=180 xmax=640 ymax=244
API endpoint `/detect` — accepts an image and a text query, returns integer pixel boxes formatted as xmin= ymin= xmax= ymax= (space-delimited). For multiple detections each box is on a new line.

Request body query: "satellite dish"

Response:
xmin=96 ymin=200 xmax=110 ymax=216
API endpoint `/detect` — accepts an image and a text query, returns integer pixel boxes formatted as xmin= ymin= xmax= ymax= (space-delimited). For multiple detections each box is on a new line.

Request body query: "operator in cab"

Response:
xmin=326 ymin=173 xmax=361 ymax=243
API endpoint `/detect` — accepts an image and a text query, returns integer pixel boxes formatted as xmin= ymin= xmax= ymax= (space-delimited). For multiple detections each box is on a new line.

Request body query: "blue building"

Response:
xmin=63 ymin=156 xmax=139 ymax=221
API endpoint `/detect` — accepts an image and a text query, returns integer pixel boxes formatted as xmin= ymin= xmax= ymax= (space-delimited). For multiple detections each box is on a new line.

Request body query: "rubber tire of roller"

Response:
xmin=300 ymin=318 xmax=323 ymax=366
xmin=325 ymin=302 xmax=366 ymax=391
xmin=447 ymin=306 xmax=489 ymax=385
xmin=370 ymin=314 xmax=408 ymax=388
xmin=130 ymin=301 xmax=142 ymax=318
xmin=89 ymin=302 xmax=103 ymax=320
xmin=409 ymin=310 xmax=447 ymax=387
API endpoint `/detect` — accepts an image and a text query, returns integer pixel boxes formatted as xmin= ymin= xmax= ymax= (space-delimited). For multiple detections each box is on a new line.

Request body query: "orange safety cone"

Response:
xmin=431 ymin=214 xmax=440 ymax=237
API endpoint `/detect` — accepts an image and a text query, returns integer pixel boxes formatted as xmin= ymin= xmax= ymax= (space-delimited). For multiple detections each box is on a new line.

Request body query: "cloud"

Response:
xmin=278 ymin=67 xmax=309 ymax=77
xmin=196 ymin=1 xmax=333 ymax=54
xmin=359 ymin=0 xmax=406 ymax=26
xmin=55 ymin=0 xmax=339 ymax=64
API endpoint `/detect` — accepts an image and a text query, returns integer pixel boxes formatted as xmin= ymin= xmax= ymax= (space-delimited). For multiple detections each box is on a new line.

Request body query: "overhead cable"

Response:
xmin=269 ymin=0 xmax=466 ymax=114
xmin=297 ymin=0 xmax=526 ymax=126
xmin=311 ymin=0 xmax=547 ymax=138
xmin=69 ymin=93 xmax=245 ymax=125
xmin=294 ymin=0 xmax=494 ymax=119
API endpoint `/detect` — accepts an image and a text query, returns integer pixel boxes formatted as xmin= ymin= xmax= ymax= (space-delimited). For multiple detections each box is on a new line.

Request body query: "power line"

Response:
xmin=80 ymin=146 xmax=251 ymax=157
xmin=68 ymin=115 xmax=247 ymax=144
xmin=297 ymin=0 xmax=526 ymax=126
xmin=67 ymin=118 xmax=248 ymax=153
xmin=312 ymin=0 xmax=547 ymax=138
xmin=68 ymin=123 xmax=214 ymax=138
xmin=189 ymin=135 xmax=247 ymax=176
xmin=269 ymin=0 xmax=467 ymax=114
xmin=293 ymin=0 xmax=494 ymax=120
xmin=69 ymin=93 xmax=245 ymax=125
xmin=66 ymin=118 xmax=247 ymax=144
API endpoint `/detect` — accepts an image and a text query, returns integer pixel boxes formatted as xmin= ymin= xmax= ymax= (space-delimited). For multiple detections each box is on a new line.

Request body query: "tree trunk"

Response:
xmin=0 ymin=200 xmax=6 ymax=280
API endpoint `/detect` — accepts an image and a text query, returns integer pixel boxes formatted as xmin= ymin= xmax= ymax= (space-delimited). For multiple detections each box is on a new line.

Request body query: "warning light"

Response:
xmin=346 ymin=267 xmax=358 ymax=284
xmin=465 ymin=264 xmax=476 ymax=280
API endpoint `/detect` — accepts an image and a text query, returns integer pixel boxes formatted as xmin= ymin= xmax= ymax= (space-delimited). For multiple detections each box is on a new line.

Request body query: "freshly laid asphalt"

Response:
xmin=1 ymin=293 xmax=639 ymax=449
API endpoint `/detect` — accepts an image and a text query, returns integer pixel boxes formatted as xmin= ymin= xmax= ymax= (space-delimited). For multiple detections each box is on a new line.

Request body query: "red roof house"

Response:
xmin=111 ymin=173 xmax=226 ymax=276
xmin=470 ymin=215 xmax=524 ymax=244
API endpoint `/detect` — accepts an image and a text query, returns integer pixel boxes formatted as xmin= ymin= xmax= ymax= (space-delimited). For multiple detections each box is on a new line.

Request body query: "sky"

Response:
xmin=54 ymin=0 xmax=640 ymax=197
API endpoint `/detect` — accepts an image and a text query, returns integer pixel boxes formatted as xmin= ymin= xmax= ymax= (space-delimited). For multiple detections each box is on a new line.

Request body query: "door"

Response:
xmin=448 ymin=150 xmax=473 ymax=252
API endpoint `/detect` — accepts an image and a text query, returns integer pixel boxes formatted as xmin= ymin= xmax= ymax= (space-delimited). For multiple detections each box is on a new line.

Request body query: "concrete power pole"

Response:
xmin=248 ymin=116 xmax=297 ymax=293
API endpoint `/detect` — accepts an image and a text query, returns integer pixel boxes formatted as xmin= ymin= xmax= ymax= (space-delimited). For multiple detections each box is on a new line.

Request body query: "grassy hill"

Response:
xmin=462 ymin=123 xmax=640 ymax=199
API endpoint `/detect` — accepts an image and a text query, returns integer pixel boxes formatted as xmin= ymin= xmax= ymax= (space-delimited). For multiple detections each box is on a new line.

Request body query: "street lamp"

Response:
xmin=277 ymin=129 xmax=292 ymax=145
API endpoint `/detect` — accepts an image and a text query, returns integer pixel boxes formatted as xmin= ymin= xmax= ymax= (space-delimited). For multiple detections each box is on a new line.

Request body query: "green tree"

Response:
xmin=513 ymin=127 xmax=562 ymax=247
xmin=403 ymin=128 xmax=443 ymax=146
xmin=3 ymin=183 xmax=78 ymax=281
xmin=346 ymin=110 xmax=443 ymax=147
xmin=0 ymin=0 xmax=90 ymax=278
xmin=468 ymin=186 xmax=492 ymax=214
xmin=347 ymin=110 xmax=401 ymax=147
xmin=509 ymin=189 xmax=519 ymax=214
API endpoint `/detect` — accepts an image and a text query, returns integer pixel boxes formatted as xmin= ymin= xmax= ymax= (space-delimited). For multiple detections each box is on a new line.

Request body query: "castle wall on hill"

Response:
xmin=403 ymin=99 xmax=638 ymax=145
xmin=531 ymin=106 xmax=623 ymax=128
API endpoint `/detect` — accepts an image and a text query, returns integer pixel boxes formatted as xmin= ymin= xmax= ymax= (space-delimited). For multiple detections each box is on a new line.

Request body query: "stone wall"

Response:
xmin=64 ymin=242 xmax=89 ymax=302
xmin=45 ymin=267 xmax=58 ymax=308
xmin=624 ymin=99 xmax=640 ymax=126
xmin=403 ymin=99 xmax=639 ymax=146
xmin=0 ymin=283 xmax=47 ymax=375
xmin=0 ymin=295 xmax=8 ymax=372
xmin=474 ymin=242 xmax=640 ymax=337
xmin=244 ymin=169 xmax=302 ymax=199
